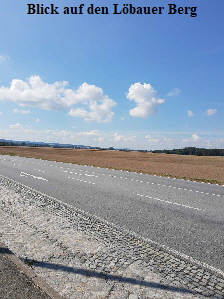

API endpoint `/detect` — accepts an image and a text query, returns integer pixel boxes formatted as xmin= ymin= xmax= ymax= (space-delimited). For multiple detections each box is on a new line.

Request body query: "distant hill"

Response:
xmin=1 ymin=139 xmax=223 ymax=156
xmin=0 ymin=139 xmax=87 ymax=149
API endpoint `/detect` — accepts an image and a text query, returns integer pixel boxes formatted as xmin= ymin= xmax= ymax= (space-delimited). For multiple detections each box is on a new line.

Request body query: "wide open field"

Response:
xmin=0 ymin=146 xmax=224 ymax=184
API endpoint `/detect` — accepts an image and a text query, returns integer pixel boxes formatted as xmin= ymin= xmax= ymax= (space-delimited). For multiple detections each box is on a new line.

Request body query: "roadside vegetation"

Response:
xmin=152 ymin=147 xmax=224 ymax=156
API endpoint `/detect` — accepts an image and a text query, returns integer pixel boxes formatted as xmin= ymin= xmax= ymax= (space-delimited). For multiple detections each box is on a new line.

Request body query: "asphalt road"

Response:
xmin=0 ymin=154 xmax=223 ymax=272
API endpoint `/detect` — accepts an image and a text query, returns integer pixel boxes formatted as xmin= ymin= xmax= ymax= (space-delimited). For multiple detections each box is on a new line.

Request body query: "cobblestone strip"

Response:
xmin=0 ymin=175 xmax=223 ymax=299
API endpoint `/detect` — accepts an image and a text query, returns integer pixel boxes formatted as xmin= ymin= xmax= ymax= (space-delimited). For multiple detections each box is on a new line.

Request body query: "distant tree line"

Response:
xmin=152 ymin=147 xmax=224 ymax=156
xmin=0 ymin=141 xmax=50 ymax=147
xmin=0 ymin=141 xmax=21 ymax=146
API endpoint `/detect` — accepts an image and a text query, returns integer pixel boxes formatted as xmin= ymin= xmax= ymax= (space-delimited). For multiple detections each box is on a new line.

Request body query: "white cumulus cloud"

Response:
xmin=205 ymin=109 xmax=217 ymax=116
xmin=126 ymin=82 xmax=164 ymax=118
xmin=0 ymin=76 xmax=71 ymax=110
xmin=167 ymin=88 xmax=181 ymax=96
xmin=13 ymin=108 xmax=31 ymax=114
xmin=76 ymin=130 xmax=100 ymax=136
xmin=192 ymin=134 xmax=200 ymax=141
xmin=0 ymin=76 xmax=116 ymax=122
xmin=68 ymin=83 xmax=116 ymax=123
xmin=182 ymin=134 xmax=201 ymax=142
xmin=10 ymin=123 xmax=25 ymax=130
xmin=187 ymin=110 xmax=194 ymax=117
xmin=9 ymin=123 xmax=24 ymax=130
xmin=181 ymin=134 xmax=216 ymax=148
xmin=145 ymin=135 xmax=159 ymax=143
xmin=0 ymin=111 xmax=2 ymax=115
xmin=94 ymin=137 xmax=105 ymax=143
xmin=1 ymin=124 xmax=224 ymax=150
xmin=0 ymin=55 xmax=9 ymax=63
xmin=110 ymin=133 xmax=136 ymax=142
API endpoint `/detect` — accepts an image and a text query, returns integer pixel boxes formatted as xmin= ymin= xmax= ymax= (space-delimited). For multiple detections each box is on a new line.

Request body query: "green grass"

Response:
xmin=0 ymin=152 xmax=16 ymax=156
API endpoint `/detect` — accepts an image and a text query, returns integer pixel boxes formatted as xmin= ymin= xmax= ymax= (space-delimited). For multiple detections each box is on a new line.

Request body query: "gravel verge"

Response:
xmin=0 ymin=175 xmax=223 ymax=299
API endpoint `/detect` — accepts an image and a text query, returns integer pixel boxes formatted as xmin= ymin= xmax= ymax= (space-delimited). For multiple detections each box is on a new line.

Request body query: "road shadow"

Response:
xmin=0 ymin=246 xmax=13 ymax=255
xmin=22 ymin=258 xmax=199 ymax=296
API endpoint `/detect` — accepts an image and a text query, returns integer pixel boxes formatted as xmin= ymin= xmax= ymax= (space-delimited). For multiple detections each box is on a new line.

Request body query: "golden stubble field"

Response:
xmin=0 ymin=146 xmax=224 ymax=184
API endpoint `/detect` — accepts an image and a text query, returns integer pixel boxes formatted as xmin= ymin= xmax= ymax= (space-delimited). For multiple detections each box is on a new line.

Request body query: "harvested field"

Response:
xmin=0 ymin=146 xmax=224 ymax=184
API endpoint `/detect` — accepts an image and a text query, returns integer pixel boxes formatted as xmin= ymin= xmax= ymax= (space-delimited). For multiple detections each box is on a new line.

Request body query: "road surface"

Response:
xmin=0 ymin=154 xmax=223 ymax=272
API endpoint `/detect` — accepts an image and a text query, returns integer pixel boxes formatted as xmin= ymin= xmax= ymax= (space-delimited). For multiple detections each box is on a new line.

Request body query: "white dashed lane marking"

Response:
xmin=67 ymin=176 xmax=96 ymax=185
xmin=101 ymin=174 xmax=224 ymax=198
xmin=20 ymin=171 xmax=48 ymax=181
xmin=34 ymin=169 xmax=46 ymax=173
xmin=2 ymin=157 xmax=224 ymax=198
xmin=137 ymin=193 xmax=205 ymax=211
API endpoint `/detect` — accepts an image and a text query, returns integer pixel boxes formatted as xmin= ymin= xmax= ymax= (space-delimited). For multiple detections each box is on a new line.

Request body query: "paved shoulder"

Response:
xmin=1 ymin=175 xmax=224 ymax=299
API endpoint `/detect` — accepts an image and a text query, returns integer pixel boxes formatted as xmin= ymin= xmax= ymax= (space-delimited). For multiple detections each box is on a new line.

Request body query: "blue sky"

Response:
xmin=0 ymin=0 xmax=223 ymax=150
